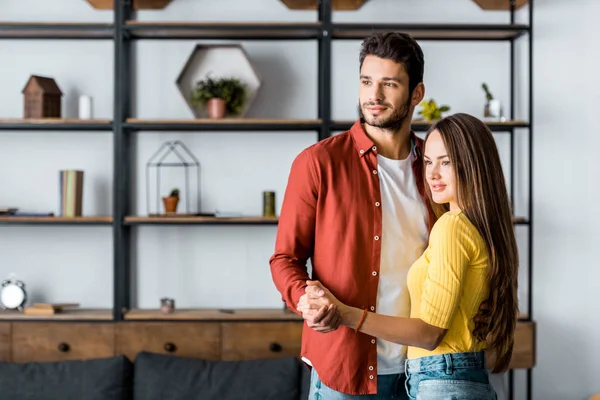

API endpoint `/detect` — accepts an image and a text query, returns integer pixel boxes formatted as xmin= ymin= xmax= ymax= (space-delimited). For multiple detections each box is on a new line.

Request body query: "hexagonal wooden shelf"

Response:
xmin=85 ymin=0 xmax=173 ymax=10
xmin=281 ymin=0 xmax=368 ymax=11
xmin=175 ymin=44 xmax=262 ymax=119
xmin=472 ymin=0 xmax=527 ymax=10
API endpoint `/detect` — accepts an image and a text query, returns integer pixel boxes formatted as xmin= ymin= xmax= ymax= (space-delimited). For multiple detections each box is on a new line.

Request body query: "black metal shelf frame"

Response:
xmin=115 ymin=4 xmax=535 ymax=399
xmin=0 ymin=1 xmax=534 ymax=398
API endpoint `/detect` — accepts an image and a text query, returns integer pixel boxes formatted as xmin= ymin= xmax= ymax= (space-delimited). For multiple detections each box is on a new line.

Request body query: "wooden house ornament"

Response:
xmin=22 ymin=75 xmax=63 ymax=119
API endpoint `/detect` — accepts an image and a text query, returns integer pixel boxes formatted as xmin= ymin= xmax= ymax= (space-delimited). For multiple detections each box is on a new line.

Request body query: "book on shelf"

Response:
xmin=59 ymin=170 xmax=84 ymax=217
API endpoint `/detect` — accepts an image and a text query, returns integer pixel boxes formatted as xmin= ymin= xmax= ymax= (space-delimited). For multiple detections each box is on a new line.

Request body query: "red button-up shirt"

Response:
xmin=270 ymin=120 xmax=437 ymax=395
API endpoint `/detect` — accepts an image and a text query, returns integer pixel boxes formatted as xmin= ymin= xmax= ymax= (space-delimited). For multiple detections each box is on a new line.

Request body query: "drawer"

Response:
xmin=221 ymin=322 xmax=303 ymax=361
xmin=116 ymin=322 xmax=220 ymax=361
xmin=12 ymin=323 xmax=115 ymax=363
xmin=509 ymin=321 xmax=535 ymax=369
xmin=0 ymin=323 xmax=10 ymax=362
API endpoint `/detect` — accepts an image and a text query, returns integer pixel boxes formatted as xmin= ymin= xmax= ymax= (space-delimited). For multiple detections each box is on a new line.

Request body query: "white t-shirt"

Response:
xmin=375 ymin=149 xmax=429 ymax=374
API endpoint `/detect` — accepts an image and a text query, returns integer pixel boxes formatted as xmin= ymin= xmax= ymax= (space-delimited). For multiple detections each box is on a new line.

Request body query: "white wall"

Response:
xmin=1 ymin=0 xmax=596 ymax=398
xmin=533 ymin=1 xmax=600 ymax=399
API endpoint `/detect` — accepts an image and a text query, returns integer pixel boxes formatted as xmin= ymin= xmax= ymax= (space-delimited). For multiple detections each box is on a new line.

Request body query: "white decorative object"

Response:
xmin=1 ymin=274 xmax=26 ymax=311
xmin=488 ymin=99 xmax=502 ymax=119
xmin=176 ymin=44 xmax=262 ymax=118
xmin=78 ymin=95 xmax=93 ymax=119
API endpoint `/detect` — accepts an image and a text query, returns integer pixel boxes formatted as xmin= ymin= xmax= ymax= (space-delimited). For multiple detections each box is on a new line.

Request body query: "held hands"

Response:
xmin=297 ymin=280 xmax=345 ymax=333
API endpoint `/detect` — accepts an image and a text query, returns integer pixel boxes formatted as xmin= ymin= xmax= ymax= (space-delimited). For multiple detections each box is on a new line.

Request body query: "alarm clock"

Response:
xmin=1 ymin=276 xmax=26 ymax=311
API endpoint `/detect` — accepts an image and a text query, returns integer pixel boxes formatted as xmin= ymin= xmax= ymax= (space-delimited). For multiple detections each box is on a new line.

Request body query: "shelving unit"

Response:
xmin=1 ymin=1 xmax=534 ymax=398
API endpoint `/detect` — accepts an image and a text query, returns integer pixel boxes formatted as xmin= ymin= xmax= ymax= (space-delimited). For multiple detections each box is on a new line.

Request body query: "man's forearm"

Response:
xmin=269 ymin=256 xmax=310 ymax=314
xmin=342 ymin=306 xmax=446 ymax=351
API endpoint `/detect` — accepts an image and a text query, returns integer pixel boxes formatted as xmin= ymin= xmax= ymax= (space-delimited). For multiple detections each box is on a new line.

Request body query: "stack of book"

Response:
xmin=24 ymin=303 xmax=80 ymax=316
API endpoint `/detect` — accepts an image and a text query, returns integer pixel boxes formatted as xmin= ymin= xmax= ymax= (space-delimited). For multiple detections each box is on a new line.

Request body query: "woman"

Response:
xmin=297 ymin=113 xmax=519 ymax=399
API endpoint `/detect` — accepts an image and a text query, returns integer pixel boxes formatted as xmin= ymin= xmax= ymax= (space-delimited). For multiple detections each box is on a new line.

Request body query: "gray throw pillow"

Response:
xmin=0 ymin=355 xmax=133 ymax=400
xmin=133 ymin=351 xmax=301 ymax=400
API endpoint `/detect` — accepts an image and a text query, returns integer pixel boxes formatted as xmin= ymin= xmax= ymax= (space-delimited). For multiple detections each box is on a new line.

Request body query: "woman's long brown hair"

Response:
xmin=424 ymin=113 xmax=519 ymax=373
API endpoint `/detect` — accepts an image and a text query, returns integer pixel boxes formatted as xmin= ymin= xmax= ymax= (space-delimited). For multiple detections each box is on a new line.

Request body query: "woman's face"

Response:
xmin=424 ymin=129 xmax=458 ymax=211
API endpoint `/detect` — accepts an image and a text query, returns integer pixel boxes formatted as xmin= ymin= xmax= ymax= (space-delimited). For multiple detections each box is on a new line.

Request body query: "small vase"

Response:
xmin=484 ymin=99 xmax=502 ymax=119
xmin=162 ymin=196 xmax=179 ymax=213
xmin=207 ymin=98 xmax=226 ymax=119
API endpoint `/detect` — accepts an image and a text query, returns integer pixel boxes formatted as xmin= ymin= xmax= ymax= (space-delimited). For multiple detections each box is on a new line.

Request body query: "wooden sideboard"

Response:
xmin=0 ymin=309 xmax=535 ymax=371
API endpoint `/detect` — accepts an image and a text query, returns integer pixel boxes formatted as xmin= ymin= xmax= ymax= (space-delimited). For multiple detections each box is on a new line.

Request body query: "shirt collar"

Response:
xmin=349 ymin=119 xmax=421 ymax=160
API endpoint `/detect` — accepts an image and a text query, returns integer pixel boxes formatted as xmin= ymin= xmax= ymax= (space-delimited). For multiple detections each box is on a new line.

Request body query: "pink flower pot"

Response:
xmin=207 ymin=98 xmax=226 ymax=119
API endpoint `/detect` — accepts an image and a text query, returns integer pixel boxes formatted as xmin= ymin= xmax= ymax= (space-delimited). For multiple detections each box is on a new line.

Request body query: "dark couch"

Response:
xmin=0 ymin=352 xmax=311 ymax=400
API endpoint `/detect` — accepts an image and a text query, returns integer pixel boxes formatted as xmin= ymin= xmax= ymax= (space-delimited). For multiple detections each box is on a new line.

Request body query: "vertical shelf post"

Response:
xmin=113 ymin=0 xmax=133 ymax=321
xmin=318 ymin=0 xmax=332 ymax=141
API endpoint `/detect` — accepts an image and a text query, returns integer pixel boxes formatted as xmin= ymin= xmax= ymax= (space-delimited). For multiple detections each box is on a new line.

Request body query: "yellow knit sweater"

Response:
xmin=407 ymin=209 xmax=489 ymax=360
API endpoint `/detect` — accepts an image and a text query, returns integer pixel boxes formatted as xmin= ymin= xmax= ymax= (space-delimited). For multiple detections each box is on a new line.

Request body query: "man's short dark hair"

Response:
xmin=359 ymin=31 xmax=425 ymax=93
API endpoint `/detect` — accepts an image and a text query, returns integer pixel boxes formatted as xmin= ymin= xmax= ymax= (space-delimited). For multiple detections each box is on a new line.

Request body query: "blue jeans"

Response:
xmin=309 ymin=367 xmax=409 ymax=399
xmin=404 ymin=351 xmax=497 ymax=399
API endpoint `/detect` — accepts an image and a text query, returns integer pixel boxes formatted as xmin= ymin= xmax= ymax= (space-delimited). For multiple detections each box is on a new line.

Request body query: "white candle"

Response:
xmin=79 ymin=95 xmax=93 ymax=119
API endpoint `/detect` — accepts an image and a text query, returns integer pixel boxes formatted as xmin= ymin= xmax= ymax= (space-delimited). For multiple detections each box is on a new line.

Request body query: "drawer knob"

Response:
xmin=58 ymin=342 xmax=70 ymax=352
xmin=164 ymin=342 xmax=177 ymax=352
xmin=269 ymin=342 xmax=282 ymax=352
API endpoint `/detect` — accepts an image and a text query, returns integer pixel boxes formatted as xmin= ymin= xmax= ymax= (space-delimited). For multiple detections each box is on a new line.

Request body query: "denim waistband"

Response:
xmin=405 ymin=351 xmax=486 ymax=374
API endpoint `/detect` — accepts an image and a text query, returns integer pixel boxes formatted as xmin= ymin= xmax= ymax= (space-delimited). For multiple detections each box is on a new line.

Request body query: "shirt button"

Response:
xmin=374 ymin=236 xmax=379 ymax=241
xmin=372 ymin=271 xmax=377 ymax=276
xmin=369 ymin=375 xmax=374 ymax=380
xmin=372 ymin=170 xmax=378 ymax=175
xmin=369 ymin=366 xmax=374 ymax=371
xmin=370 ymin=306 xmax=375 ymax=311
xmin=371 ymin=339 xmax=376 ymax=344
xmin=372 ymin=146 xmax=377 ymax=151
xmin=375 ymin=202 xmax=380 ymax=207
xmin=360 ymin=149 xmax=364 ymax=154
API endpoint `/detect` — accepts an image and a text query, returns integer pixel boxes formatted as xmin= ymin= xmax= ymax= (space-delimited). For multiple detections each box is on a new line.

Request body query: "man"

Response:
xmin=270 ymin=32 xmax=482 ymax=398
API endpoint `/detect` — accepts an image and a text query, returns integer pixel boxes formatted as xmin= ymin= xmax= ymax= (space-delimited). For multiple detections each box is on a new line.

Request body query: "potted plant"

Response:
xmin=482 ymin=82 xmax=502 ymax=119
xmin=417 ymin=99 xmax=451 ymax=121
xmin=191 ymin=75 xmax=247 ymax=119
xmin=162 ymin=188 xmax=179 ymax=213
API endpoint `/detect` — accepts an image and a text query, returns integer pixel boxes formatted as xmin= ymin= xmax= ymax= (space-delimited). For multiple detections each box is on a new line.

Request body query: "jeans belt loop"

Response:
xmin=444 ymin=354 xmax=453 ymax=375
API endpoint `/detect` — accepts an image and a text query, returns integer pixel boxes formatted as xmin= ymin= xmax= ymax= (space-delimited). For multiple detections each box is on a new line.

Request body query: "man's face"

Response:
xmin=358 ymin=55 xmax=417 ymax=130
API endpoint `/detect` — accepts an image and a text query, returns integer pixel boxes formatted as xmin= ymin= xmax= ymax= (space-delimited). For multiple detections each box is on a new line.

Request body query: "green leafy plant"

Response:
xmin=169 ymin=188 xmax=179 ymax=198
xmin=482 ymin=83 xmax=494 ymax=102
xmin=192 ymin=75 xmax=247 ymax=115
xmin=418 ymin=99 xmax=450 ymax=121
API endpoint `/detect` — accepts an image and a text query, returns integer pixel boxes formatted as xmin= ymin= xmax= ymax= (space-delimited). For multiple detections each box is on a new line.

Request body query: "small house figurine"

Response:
xmin=22 ymin=75 xmax=63 ymax=119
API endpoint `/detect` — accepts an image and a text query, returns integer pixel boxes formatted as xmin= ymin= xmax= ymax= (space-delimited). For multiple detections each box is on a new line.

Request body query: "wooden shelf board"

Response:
xmin=0 ymin=118 xmax=111 ymax=124
xmin=332 ymin=119 xmax=529 ymax=132
xmin=125 ymin=21 xmax=322 ymax=39
xmin=332 ymin=23 xmax=530 ymax=40
xmin=0 ymin=216 xmax=113 ymax=224
xmin=124 ymin=118 xmax=322 ymax=131
xmin=124 ymin=308 xmax=303 ymax=321
xmin=127 ymin=118 xmax=320 ymax=124
xmin=124 ymin=216 xmax=278 ymax=225
xmin=0 ymin=23 xmax=114 ymax=39
xmin=410 ymin=119 xmax=528 ymax=126
xmin=0 ymin=308 xmax=113 ymax=320
xmin=0 ymin=119 xmax=112 ymax=131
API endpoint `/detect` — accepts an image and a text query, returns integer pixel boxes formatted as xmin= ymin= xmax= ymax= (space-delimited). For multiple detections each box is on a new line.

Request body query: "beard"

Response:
xmin=358 ymin=96 xmax=412 ymax=131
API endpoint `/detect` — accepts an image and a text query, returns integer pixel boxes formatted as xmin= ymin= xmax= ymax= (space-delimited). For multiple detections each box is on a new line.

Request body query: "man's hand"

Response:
xmin=473 ymin=300 xmax=491 ymax=341
xmin=297 ymin=281 xmax=343 ymax=333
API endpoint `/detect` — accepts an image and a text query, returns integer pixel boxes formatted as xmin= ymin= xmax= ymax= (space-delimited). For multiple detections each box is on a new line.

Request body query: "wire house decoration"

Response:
xmin=146 ymin=140 xmax=200 ymax=216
